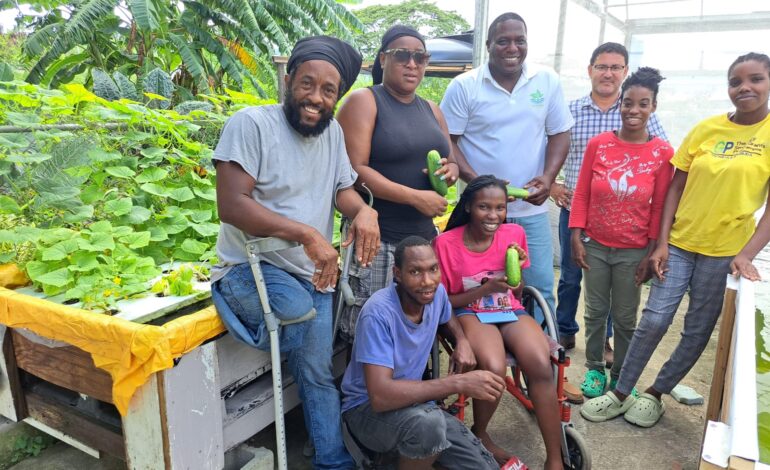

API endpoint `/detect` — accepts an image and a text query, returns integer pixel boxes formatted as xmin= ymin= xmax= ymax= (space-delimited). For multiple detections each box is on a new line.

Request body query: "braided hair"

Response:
xmin=444 ymin=175 xmax=508 ymax=233
xmin=621 ymin=66 xmax=665 ymax=102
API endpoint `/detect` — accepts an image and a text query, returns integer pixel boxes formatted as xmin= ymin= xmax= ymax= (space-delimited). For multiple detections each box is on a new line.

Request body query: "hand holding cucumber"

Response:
xmin=425 ymin=149 xmax=458 ymax=196
xmin=522 ymin=175 xmax=553 ymax=206
xmin=412 ymin=189 xmax=448 ymax=217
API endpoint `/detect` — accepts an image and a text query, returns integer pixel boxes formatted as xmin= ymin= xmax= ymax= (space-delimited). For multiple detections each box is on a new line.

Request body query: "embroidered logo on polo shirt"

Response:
xmin=529 ymin=89 xmax=545 ymax=106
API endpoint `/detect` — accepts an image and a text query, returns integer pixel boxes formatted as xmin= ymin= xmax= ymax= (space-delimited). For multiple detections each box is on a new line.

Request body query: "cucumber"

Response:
xmin=505 ymin=247 xmax=521 ymax=287
xmin=426 ymin=150 xmax=448 ymax=196
xmin=507 ymin=186 xmax=530 ymax=199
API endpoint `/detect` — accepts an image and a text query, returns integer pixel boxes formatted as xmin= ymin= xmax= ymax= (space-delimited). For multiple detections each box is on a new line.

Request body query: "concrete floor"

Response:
xmin=10 ymin=278 xmax=715 ymax=470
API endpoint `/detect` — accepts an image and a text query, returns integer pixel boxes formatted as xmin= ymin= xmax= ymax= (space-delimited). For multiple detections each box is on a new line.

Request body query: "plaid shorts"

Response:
xmin=338 ymin=240 xmax=397 ymax=343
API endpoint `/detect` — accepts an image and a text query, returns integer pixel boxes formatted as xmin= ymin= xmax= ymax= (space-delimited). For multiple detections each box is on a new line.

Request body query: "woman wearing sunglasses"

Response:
xmin=336 ymin=25 xmax=461 ymax=344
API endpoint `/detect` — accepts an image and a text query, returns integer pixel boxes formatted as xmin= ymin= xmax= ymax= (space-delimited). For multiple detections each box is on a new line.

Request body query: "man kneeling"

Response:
xmin=341 ymin=236 xmax=504 ymax=469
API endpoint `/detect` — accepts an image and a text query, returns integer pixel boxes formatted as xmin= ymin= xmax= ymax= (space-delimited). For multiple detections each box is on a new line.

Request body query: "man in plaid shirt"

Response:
xmin=550 ymin=43 xmax=668 ymax=365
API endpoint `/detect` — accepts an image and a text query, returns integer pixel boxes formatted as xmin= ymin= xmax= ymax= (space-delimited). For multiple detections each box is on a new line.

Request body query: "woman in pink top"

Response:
xmin=569 ymin=67 xmax=674 ymax=399
xmin=434 ymin=175 xmax=562 ymax=470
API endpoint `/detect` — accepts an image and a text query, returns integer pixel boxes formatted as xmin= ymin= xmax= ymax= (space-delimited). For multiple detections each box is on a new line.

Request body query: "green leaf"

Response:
xmin=112 ymin=226 xmax=134 ymax=238
xmin=42 ymin=239 xmax=80 ymax=261
xmin=7 ymin=153 xmax=53 ymax=164
xmin=105 ymin=166 xmax=136 ymax=179
xmin=0 ymin=196 xmax=21 ymax=214
xmin=119 ymin=231 xmax=151 ymax=248
xmin=180 ymin=238 xmax=207 ymax=255
xmin=191 ymin=222 xmax=219 ymax=237
xmin=104 ymin=197 xmax=133 ymax=216
xmin=0 ymin=61 xmax=13 ymax=81
xmin=79 ymin=232 xmax=115 ymax=251
xmin=63 ymin=204 xmax=94 ymax=223
xmin=70 ymin=252 xmax=99 ymax=271
xmin=91 ymin=68 xmax=120 ymax=101
xmin=25 ymin=261 xmax=49 ymax=282
xmin=160 ymin=213 xmax=190 ymax=234
xmin=37 ymin=267 xmax=73 ymax=287
xmin=87 ymin=149 xmax=122 ymax=163
xmin=193 ymin=186 xmax=216 ymax=201
xmin=81 ymin=185 xmax=105 ymax=204
xmin=89 ymin=220 xmax=113 ymax=233
xmin=168 ymin=187 xmax=194 ymax=202
xmin=123 ymin=206 xmax=152 ymax=224
xmin=5 ymin=111 xmax=41 ymax=126
xmin=40 ymin=228 xmax=76 ymax=245
xmin=141 ymin=182 xmax=172 ymax=197
xmin=149 ymin=226 xmax=168 ymax=241
xmin=135 ymin=167 xmax=169 ymax=183
xmin=190 ymin=209 xmax=212 ymax=223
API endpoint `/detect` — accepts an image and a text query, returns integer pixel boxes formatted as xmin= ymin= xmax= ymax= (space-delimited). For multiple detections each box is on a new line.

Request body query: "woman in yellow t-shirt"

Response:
xmin=581 ymin=52 xmax=770 ymax=427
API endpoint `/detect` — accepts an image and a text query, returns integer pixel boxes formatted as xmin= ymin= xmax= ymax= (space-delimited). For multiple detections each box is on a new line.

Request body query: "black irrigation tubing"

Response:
xmin=0 ymin=120 xmax=219 ymax=134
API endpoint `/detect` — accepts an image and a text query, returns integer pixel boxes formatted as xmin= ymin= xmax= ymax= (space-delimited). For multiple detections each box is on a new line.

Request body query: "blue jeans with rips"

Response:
xmin=211 ymin=262 xmax=354 ymax=470
xmin=556 ymin=207 xmax=613 ymax=339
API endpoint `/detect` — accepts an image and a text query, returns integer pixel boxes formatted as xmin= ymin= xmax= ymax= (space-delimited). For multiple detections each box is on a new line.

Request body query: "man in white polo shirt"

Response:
xmin=440 ymin=12 xmax=573 ymax=317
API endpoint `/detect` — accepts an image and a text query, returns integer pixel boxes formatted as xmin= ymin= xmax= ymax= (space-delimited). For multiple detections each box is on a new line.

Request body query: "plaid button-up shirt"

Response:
xmin=564 ymin=94 xmax=668 ymax=192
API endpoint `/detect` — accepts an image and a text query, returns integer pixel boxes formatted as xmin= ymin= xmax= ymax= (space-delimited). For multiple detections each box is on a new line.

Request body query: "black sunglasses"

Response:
xmin=383 ymin=48 xmax=431 ymax=66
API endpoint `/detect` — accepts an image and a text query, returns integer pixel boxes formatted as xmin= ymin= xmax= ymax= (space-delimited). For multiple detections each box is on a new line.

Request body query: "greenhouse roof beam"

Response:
xmin=570 ymin=0 xmax=626 ymax=31
xmin=626 ymin=12 xmax=770 ymax=35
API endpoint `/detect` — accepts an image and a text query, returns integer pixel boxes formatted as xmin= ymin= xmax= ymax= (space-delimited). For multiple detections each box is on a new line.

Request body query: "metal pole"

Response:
xmin=554 ymin=0 xmax=568 ymax=73
xmin=599 ymin=0 xmax=609 ymax=44
xmin=472 ymin=0 xmax=489 ymax=68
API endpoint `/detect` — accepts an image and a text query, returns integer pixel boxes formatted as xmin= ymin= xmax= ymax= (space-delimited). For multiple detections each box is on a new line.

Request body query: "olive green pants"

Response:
xmin=582 ymin=238 xmax=647 ymax=380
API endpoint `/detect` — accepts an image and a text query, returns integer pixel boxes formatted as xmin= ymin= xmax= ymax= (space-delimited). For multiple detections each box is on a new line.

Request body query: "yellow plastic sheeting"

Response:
xmin=0 ymin=284 xmax=225 ymax=415
xmin=0 ymin=264 xmax=30 ymax=290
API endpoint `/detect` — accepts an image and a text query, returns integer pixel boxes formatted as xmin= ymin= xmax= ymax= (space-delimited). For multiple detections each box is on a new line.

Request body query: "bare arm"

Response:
xmin=437 ymin=314 xmax=475 ymax=373
xmin=335 ymin=187 xmax=380 ymax=266
xmin=427 ymin=101 xmax=459 ymax=184
xmin=337 ymin=90 xmax=447 ymax=217
xmin=450 ymin=134 xmax=479 ymax=183
xmin=649 ymin=169 xmax=688 ymax=280
xmin=363 ymin=364 xmax=504 ymax=413
xmin=525 ymin=130 xmax=570 ymax=206
xmin=731 ymin=189 xmax=770 ymax=281
xmin=216 ymin=161 xmax=338 ymax=289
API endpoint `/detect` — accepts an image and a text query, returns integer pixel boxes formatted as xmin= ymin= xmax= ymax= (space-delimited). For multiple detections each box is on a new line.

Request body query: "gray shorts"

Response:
xmin=343 ymin=402 xmax=498 ymax=469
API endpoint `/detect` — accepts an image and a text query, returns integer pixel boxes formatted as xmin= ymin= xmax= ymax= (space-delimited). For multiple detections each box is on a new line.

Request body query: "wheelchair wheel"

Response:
xmin=563 ymin=426 xmax=591 ymax=470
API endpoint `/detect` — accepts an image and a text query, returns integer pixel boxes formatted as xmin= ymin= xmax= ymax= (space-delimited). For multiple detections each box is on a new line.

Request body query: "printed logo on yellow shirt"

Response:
xmin=711 ymin=137 xmax=766 ymax=159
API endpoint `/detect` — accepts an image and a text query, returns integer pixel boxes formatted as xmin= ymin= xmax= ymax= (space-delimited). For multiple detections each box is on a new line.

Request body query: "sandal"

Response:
xmin=580 ymin=391 xmax=636 ymax=422
xmin=608 ymin=377 xmax=639 ymax=397
xmin=580 ymin=369 xmax=607 ymax=398
xmin=624 ymin=393 xmax=666 ymax=427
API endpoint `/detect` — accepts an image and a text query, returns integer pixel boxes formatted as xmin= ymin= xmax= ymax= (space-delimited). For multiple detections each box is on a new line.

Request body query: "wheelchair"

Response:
xmin=434 ymin=286 xmax=591 ymax=470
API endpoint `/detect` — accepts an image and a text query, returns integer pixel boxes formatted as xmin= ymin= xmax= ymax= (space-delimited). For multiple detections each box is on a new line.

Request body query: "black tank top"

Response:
xmin=368 ymin=85 xmax=451 ymax=243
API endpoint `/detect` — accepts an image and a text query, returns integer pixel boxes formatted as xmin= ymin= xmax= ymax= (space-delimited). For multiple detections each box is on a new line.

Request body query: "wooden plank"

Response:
xmin=123 ymin=374 xmax=166 ymax=469
xmin=728 ymin=456 xmax=756 ymax=470
xmin=216 ymin=334 xmax=272 ymax=398
xmin=10 ymin=329 xmax=113 ymax=403
xmin=705 ymin=288 xmax=737 ymax=423
xmin=0 ymin=326 xmax=26 ymax=421
xmin=25 ymin=391 xmax=124 ymax=459
xmin=160 ymin=342 xmax=224 ymax=469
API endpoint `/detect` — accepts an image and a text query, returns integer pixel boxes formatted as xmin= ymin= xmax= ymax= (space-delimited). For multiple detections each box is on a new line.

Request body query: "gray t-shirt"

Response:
xmin=211 ymin=105 xmax=357 ymax=283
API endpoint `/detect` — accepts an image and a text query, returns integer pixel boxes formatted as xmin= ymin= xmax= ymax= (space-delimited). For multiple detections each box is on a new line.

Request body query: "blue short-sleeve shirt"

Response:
xmin=341 ymin=283 xmax=452 ymax=412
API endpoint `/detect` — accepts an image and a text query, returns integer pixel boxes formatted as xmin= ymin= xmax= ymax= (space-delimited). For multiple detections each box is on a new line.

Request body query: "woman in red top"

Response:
xmin=434 ymin=175 xmax=562 ymax=469
xmin=569 ymin=67 xmax=674 ymax=399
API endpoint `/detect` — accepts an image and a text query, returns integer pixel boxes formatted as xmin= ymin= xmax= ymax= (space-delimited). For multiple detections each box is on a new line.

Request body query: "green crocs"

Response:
xmin=580 ymin=391 xmax=636 ymax=422
xmin=580 ymin=369 xmax=607 ymax=398
xmin=624 ymin=393 xmax=665 ymax=428
xmin=608 ymin=377 xmax=639 ymax=397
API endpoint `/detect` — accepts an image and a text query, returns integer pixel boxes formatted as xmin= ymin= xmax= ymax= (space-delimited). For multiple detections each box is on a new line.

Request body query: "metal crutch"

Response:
xmin=246 ymin=237 xmax=317 ymax=470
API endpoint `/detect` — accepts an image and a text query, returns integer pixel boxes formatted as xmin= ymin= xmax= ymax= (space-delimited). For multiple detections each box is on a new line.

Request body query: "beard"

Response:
xmin=282 ymin=88 xmax=335 ymax=137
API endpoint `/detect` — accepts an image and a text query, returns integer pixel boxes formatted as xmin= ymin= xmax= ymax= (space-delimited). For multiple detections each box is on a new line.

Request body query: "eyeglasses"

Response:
xmin=592 ymin=64 xmax=625 ymax=73
xmin=383 ymin=48 xmax=431 ymax=66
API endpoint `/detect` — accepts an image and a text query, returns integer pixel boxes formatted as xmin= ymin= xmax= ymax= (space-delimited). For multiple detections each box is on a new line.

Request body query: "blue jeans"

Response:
xmin=212 ymin=263 xmax=354 ymax=469
xmin=556 ymin=208 xmax=613 ymax=338
xmin=508 ymin=212 xmax=555 ymax=324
